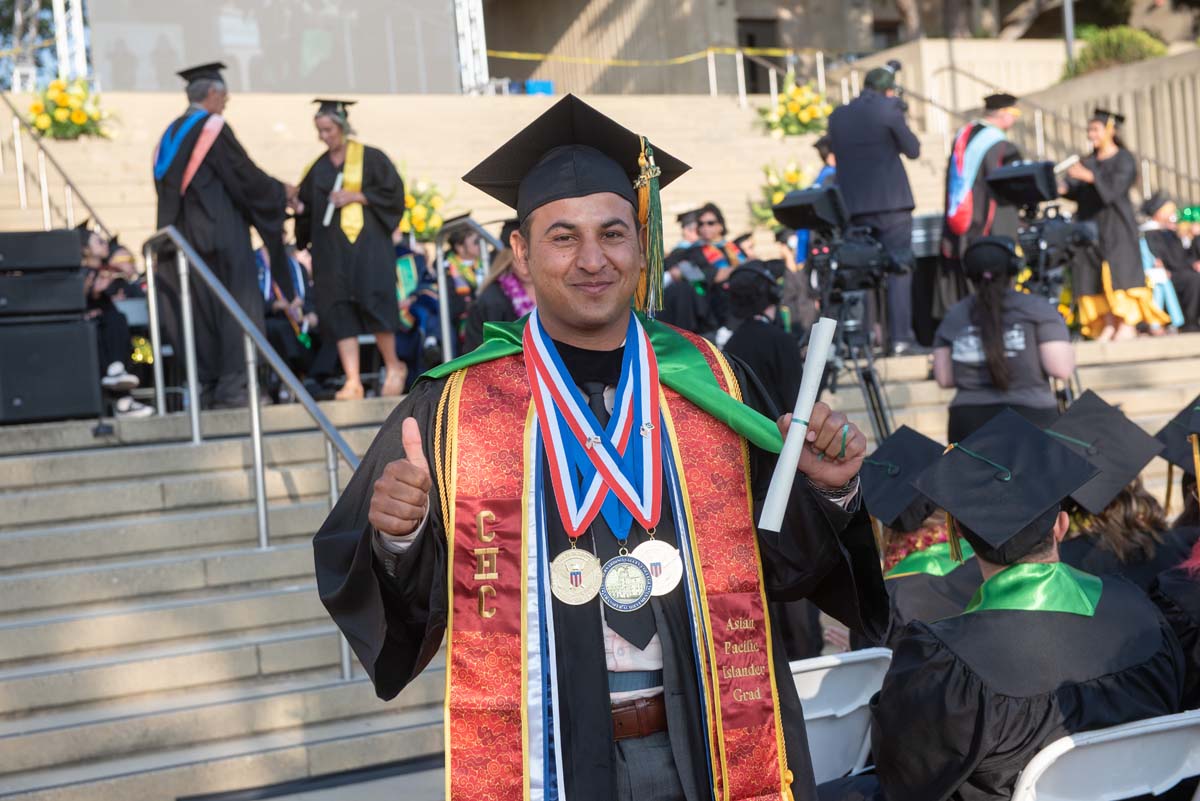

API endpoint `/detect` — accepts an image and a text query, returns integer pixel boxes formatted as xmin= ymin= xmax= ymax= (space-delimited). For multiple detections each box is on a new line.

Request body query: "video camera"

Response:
xmin=986 ymin=161 xmax=1098 ymax=301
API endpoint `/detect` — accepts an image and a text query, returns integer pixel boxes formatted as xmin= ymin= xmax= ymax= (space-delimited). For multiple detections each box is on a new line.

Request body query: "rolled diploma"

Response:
xmin=758 ymin=316 xmax=838 ymax=532
xmin=322 ymin=172 xmax=345 ymax=227
xmin=1054 ymin=154 xmax=1080 ymax=174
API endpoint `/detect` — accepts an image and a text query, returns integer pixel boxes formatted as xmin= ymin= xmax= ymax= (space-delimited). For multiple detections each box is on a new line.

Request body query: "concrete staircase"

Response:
xmin=0 ymin=333 xmax=1197 ymax=799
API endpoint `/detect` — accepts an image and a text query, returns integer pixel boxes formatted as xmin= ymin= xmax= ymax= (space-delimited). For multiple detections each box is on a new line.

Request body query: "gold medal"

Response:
xmin=599 ymin=554 xmax=653 ymax=612
xmin=630 ymin=539 xmax=683 ymax=596
xmin=549 ymin=547 xmax=602 ymax=605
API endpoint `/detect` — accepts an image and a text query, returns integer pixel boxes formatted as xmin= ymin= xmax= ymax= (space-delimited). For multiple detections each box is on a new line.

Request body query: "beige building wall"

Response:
xmin=483 ymin=0 xmax=737 ymax=94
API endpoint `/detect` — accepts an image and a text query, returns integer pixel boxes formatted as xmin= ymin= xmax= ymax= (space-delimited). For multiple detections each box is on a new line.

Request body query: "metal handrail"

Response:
xmin=431 ymin=217 xmax=506 ymax=364
xmin=143 ymin=225 xmax=361 ymax=680
xmin=0 ymin=92 xmax=111 ymax=236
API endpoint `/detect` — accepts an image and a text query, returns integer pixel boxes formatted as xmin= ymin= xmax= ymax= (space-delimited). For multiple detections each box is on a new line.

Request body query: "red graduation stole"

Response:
xmin=437 ymin=331 xmax=792 ymax=801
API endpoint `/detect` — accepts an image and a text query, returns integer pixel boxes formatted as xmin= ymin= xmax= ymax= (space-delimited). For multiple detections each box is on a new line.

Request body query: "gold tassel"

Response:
xmin=633 ymin=136 xmax=664 ymax=316
xmin=947 ymin=516 xmax=964 ymax=563
xmin=1191 ymin=434 xmax=1200 ymax=490
xmin=869 ymin=516 xmax=886 ymax=567
xmin=1165 ymin=462 xmax=1175 ymax=518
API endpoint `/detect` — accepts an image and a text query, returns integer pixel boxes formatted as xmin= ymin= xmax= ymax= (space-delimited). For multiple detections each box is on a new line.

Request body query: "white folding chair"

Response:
xmin=1011 ymin=709 xmax=1200 ymax=801
xmin=790 ymin=647 xmax=892 ymax=784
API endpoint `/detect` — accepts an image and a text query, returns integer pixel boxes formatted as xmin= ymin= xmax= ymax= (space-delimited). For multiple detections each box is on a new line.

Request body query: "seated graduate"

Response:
xmin=825 ymin=409 xmax=1186 ymax=801
xmin=860 ymin=425 xmax=981 ymax=647
xmin=1142 ymin=191 xmax=1200 ymax=332
xmin=1049 ymin=390 xmax=1199 ymax=589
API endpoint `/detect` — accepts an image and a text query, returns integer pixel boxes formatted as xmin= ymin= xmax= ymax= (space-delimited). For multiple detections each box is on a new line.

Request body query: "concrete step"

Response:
xmin=0 ymin=583 xmax=325 ymax=664
xmin=0 ymin=705 xmax=442 ymax=801
xmin=0 ymin=396 xmax=397 ymax=457
xmin=0 ymin=499 xmax=325 ymax=573
xmin=0 ymin=626 xmax=342 ymax=717
xmin=0 ymin=542 xmax=315 ymax=615
xmin=0 ymin=669 xmax=442 ymax=775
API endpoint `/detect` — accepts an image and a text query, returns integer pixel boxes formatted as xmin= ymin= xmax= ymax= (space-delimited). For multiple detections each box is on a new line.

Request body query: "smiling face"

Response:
xmin=697 ymin=211 xmax=724 ymax=243
xmin=315 ymin=114 xmax=345 ymax=151
xmin=511 ymin=192 xmax=643 ymax=348
xmin=1086 ymin=120 xmax=1112 ymax=151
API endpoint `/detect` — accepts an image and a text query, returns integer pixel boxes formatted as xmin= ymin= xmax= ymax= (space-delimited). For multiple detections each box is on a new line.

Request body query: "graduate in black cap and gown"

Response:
xmin=1062 ymin=108 xmax=1169 ymax=341
xmin=293 ymin=99 xmax=408 ymax=400
xmin=313 ymin=94 xmax=889 ymax=801
xmin=822 ymin=409 xmax=1186 ymax=801
xmin=1049 ymin=390 xmax=1199 ymax=589
xmin=1141 ymin=191 xmax=1200 ymax=331
xmin=153 ymin=62 xmax=294 ymax=408
xmin=861 ymin=426 xmax=982 ymax=647
xmin=938 ymin=94 xmax=1024 ymax=315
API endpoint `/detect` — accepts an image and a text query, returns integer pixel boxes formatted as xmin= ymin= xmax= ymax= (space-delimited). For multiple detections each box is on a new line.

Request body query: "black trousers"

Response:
xmin=93 ymin=299 xmax=132 ymax=374
xmin=851 ymin=211 xmax=915 ymax=346
xmin=947 ymin=403 xmax=1060 ymax=443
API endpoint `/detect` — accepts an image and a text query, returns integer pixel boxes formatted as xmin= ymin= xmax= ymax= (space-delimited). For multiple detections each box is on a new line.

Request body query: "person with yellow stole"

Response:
xmin=313 ymin=95 xmax=889 ymax=801
xmin=294 ymin=99 xmax=409 ymax=399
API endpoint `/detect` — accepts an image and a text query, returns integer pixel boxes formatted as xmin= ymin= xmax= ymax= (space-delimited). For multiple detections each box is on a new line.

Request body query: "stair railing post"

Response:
xmin=816 ymin=50 xmax=826 ymax=97
xmin=176 ymin=249 xmax=203 ymax=444
xmin=325 ymin=438 xmax=340 ymax=510
xmin=36 ymin=149 xmax=50 ymax=230
xmin=13 ymin=118 xmax=26 ymax=209
xmin=64 ymin=184 xmax=74 ymax=227
xmin=144 ymin=244 xmax=167 ymax=415
xmin=434 ymin=233 xmax=454 ymax=365
xmin=735 ymin=49 xmax=747 ymax=108
xmin=244 ymin=334 xmax=270 ymax=549
xmin=1034 ymin=108 xmax=1045 ymax=159
xmin=768 ymin=66 xmax=777 ymax=101
xmin=706 ymin=49 xmax=718 ymax=97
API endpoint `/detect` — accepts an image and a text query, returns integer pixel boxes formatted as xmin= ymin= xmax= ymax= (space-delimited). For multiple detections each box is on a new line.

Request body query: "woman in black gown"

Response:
xmin=1061 ymin=108 xmax=1169 ymax=340
xmin=294 ymin=99 xmax=408 ymax=399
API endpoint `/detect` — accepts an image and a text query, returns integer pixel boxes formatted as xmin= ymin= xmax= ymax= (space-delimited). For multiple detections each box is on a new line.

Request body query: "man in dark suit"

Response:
xmin=828 ymin=63 xmax=922 ymax=354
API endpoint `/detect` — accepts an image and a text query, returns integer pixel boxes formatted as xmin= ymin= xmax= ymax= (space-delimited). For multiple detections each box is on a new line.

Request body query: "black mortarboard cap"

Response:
xmin=177 ymin=62 xmax=226 ymax=84
xmin=676 ymin=208 xmax=700 ymax=226
xmin=313 ymin=98 xmax=356 ymax=117
xmin=1092 ymin=108 xmax=1126 ymax=127
xmin=913 ymin=409 xmax=1098 ymax=564
xmin=862 ymin=425 xmax=944 ymax=531
xmin=1140 ymin=190 xmax=1171 ymax=218
xmin=1047 ymin=390 xmax=1163 ymax=515
xmin=1155 ymin=393 xmax=1200 ymax=476
xmin=462 ymin=94 xmax=689 ymax=222
xmin=984 ymin=93 xmax=1019 ymax=111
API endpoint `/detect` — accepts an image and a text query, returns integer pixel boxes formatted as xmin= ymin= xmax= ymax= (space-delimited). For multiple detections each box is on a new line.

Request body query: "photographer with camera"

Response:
xmin=932 ymin=237 xmax=1074 ymax=442
xmin=828 ymin=60 xmax=922 ymax=355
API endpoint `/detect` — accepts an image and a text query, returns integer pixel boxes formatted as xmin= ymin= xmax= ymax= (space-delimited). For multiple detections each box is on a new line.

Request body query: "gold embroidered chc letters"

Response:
xmin=474 ymin=510 xmax=499 ymax=618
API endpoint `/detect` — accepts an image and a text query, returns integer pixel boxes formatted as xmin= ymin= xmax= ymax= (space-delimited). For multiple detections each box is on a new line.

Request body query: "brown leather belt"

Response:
xmin=611 ymin=694 xmax=667 ymax=741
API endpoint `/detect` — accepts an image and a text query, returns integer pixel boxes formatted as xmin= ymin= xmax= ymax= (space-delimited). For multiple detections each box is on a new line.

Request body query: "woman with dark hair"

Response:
xmin=294 ymin=99 xmax=408 ymax=399
xmin=1062 ymin=108 xmax=1170 ymax=341
xmin=932 ymin=236 xmax=1075 ymax=441
xmin=461 ymin=248 xmax=536 ymax=352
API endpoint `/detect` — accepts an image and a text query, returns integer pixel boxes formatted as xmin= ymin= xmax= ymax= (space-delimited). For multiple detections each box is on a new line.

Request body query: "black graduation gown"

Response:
xmin=1060 ymin=527 xmax=1200 ymax=591
xmin=313 ymin=354 xmax=890 ymax=801
xmin=294 ymin=146 xmax=405 ymax=340
xmin=154 ymin=110 xmax=290 ymax=397
xmin=866 ymin=575 xmax=1184 ymax=801
xmin=461 ymin=280 xmax=518 ymax=352
xmin=879 ymin=559 xmax=983 ymax=649
xmin=1152 ymin=566 xmax=1200 ymax=709
xmin=1144 ymin=228 xmax=1200 ymax=331
xmin=1065 ymin=149 xmax=1143 ymax=295
xmin=938 ymin=127 xmax=1021 ymax=315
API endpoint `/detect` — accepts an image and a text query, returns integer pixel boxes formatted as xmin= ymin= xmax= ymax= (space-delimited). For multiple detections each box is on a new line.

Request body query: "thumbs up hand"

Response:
xmin=369 ymin=417 xmax=433 ymax=537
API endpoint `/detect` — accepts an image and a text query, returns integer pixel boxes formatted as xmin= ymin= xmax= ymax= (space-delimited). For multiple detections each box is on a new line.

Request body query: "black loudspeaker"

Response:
xmin=0 ymin=315 xmax=101 ymax=423
xmin=0 ymin=271 xmax=86 ymax=315
xmin=0 ymin=230 xmax=82 ymax=270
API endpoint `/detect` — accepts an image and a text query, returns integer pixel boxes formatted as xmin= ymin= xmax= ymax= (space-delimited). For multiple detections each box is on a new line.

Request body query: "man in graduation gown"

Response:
xmin=822 ymin=410 xmax=1186 ymax=801
xmin=313 ymin=95 xmax=889 ymax=801
xmin=937 ymin=94 xmax=1023 ymax=316
xmin=1141 ymin=191 xmax=1200 ymax=332
xmin=153 ymin=62 xmax=294 ymax=408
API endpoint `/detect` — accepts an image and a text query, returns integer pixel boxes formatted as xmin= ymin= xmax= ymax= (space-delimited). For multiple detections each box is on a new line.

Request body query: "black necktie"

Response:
xmin=581 ymin=381 xmax=657 ymax=650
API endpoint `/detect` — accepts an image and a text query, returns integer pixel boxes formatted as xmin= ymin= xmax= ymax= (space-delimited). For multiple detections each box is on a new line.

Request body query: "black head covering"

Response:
xmin=861 ymin=425 xmax=944 ymax=532
xmin=676 ymin=208 xmax=700 ymax=227
xmin=1140 ymin=190 xmax=1171 ymax=219
xmin=725 ymin=259 xmax=782 ymax=318
xmin=313 ymin=98 xmax=357 ymax=117
xmin=498 ymin=218 xmax=520 ymax=249
xmin=177 ymin=62 xmax=226 ymax=85
xmin=984 ymin=93 xmax=1018 ymax=111
xmin=1092 ymin=108 xmax=1126 ymax=127
xmin=1047 ymin=390 xmax=1163 ymax=515
xmin=864 ymin=66 xmax=896 ymax=91
xmin=1155 ymin=393 xmax=1200 ymax=477
xmin=913 ymin=409 xmax=1098 ymax=564
xmin=462 ymin=94 xmax=689 ymax=223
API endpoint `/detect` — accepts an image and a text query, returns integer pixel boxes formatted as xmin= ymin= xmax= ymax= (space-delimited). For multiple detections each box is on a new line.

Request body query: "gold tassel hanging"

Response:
xmin=1165 ymin=462 xmax=1175 ymax=518
xmin=869 ymin=516 xmax=886 ymax=567
xmin=633 ymin=136 xmax=664 ymax=316
xmin=1191 ymin=434 xmax=1200 ymax=490
xmin=946 ymin=516 xmax=964 ymax=563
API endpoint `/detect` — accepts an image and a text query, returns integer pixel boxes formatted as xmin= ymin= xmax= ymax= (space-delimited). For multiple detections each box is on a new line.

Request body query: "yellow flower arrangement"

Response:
xmin=28 ymin=78 xmax=108 ymax=140
xmin=757 ymin=72 xmax=832 ymax=137
xmin=750 ymin=159 xmax=808 ymax=229
xmin=397 ymin=173 xmax=451 ymax=243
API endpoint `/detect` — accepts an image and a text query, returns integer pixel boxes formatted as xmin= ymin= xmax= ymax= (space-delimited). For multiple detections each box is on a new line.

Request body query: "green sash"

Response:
xmin=420 ymin=314 xmax=786 ymax=454
xmin=886 ymin=540 xmax=976 ymax=578
xmin=965 ymin=562 xmax=1103 ymax=617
